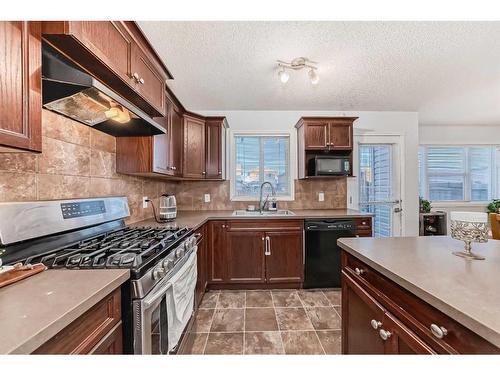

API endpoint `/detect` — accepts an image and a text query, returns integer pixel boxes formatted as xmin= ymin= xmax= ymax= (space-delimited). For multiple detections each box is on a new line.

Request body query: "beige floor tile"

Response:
xmin=305 ymin=307 xmax=342 ymax=330
xmin=217 ymin=291 xmax=246 ymax=308
xmin=245 ymin=332 xmax=284 ymax=354
xmin=199 ymin=291 xmax=219 ymax=309
xmin=334 ymin=305 xmax=342 ymax=317
xmin=316 ymin=330 xmax=342 ymax=354
xmin=204 ymin=332 xmax=244 ymax=354
xmin=246 ymin=291 xmax=273 ymax=307
xmin=298 ymin=290 xmax=331 ymax=307
xmin=275 ymin=307 xmax=314 ymax=331
xmin=281 ymin=331 xmax=324 ymax=354
xmin=245 ymin=308 xmax=278 ymax=331
xmin=323 ymin=290 xmax=342 ymax=306
xmin=211 ymin=309 xmax=245 ymax=332
xmin=180 ymin=333 xmax=208 ymax=354
xmin=271 ymin=290 xmax=303 ymax=307
xmin=191 ymin=309 xmax=215 ymax=333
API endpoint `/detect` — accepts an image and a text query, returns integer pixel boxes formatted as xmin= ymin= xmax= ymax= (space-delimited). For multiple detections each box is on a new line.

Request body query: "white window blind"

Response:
xmin=234 ymin=136 xmax=290 ymax=198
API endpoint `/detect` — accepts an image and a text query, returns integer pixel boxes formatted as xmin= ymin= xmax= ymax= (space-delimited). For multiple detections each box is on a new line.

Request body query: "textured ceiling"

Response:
xmin=138 ymin=21 xmax=500 ymax=125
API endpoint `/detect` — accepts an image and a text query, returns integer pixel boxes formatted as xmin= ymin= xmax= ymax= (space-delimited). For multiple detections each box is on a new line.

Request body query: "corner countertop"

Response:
xmin=337 ymin=236 xmax=500 ymax=348
xmin=0 ymin=269 xmax=129 ymax=354
xmin=131 ymin=209 xmax=372 ymax=230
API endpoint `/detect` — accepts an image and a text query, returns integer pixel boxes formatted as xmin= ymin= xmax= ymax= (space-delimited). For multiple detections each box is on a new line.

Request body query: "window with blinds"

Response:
xmin=233 ymin=135 xmax=291 ymax=199
xmin=419 ymin=146 xmax=497 ymax=202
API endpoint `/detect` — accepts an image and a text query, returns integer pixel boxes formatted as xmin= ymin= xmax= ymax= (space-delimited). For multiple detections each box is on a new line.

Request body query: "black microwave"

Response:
xmin=313 ymin=155 xmax=351 ymax=176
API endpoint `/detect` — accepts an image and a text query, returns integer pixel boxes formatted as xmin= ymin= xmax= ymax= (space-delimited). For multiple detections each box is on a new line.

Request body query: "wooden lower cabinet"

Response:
xmin=195 ymin=224 xmax=207 ymax=306
xmin=207 ymin=220 xmax=304 ymax=288
xmin=342 ymin=251 xmax=499 ymax=354
xmin=34 ymin=288 xmax=122 ymax=354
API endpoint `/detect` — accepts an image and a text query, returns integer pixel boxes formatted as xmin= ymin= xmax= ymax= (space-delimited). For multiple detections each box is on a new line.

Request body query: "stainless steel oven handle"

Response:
xmin=143 ymin=281 xmax=172 ymax=309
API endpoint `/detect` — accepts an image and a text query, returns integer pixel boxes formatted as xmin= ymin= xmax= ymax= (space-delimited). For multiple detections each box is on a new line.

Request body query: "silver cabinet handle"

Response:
xmin=354 ymin=267 xmax=365 ymax=276
xmin=202 ymin=171 xmax=206 ymax=175
xmin=218 ymin=171 xmax=222 ymax=175
xmin=132 ymin=72 xmax=140 ymax=82
xmin=221 ymin=224 xmax=226 ymax=228
xmin=370 ymin=319 xmax=382 ymax=330
xmin=265 ymin=236 xmax=271 ymax=256
xmin=139 ymin=77 xmax=145 ymax=85
xmin=379 ymin=329 xmax=392 ymax=341
xmin=430 ymin=324 xmax=448 ymax=339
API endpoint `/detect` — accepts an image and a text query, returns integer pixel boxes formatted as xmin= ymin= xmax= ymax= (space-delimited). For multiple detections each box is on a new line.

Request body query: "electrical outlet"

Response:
xmin=204 ymin=194 xmax=211 ymax=203
xmin=318 ymin=192 xmax=325 ymax=202
xmin=142 ymin=196 xmax=148 ymax=208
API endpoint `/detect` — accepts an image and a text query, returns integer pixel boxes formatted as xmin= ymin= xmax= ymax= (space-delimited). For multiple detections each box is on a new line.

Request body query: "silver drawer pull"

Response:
xmin=430 ymin=324 xmax=448 ymax=339
xmin=370 ymin=319 xmax=382 ymax=330
xmin=354 ymin=267 xmax=365 ymax=275
xmin=379 ymin=329 xmax=392 ymax=341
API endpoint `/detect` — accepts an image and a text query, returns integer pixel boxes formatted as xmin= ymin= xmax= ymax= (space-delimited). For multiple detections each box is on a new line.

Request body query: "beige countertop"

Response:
xmin=0 ymin=269 xmax=129 ymax=354
xmin=132 ymin=209 xmax=372 ymax=230
xmin=337 ymin=236 xmax=500 ymax=348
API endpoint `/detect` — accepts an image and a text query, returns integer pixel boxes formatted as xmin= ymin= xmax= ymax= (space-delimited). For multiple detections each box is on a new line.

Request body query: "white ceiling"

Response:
xmin=138 ymin=21 xmax=500 ymax=125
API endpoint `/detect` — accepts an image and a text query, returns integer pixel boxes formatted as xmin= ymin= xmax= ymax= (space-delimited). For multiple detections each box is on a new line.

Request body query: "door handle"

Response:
xmin=265 ymin=236 xmax=271 ymax=256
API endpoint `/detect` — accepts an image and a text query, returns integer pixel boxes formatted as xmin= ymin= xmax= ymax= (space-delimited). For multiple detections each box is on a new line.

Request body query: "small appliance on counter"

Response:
xmin=419 ymin=211 xmax=447 ymax=236
xmin=159 ymin=194 xmax=177 ymax=221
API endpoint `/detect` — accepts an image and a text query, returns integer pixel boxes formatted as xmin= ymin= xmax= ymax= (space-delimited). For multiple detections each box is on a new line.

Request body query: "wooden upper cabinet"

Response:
xmin=226 ymin=230 xmax=266 ymax=284
xmin=168 ymin=105 xmax=184 ymax=176
xmin=0 ymin=21 xmax=41 ymax=152
xmin=265 ymin=231 xmax=303 ymax=283
xmin=303 ymin=121 xmax=329 ymax=150
xmin=183 ymin=114 xmax=206 ymax=179
xmin=205 ymin=117 xmax=227 ymax=180
xmin=130 ymin=42 xmax=166 ymax=115
xmin=42 ymin=21 xmax=170 ymax=117
xmin=329 ymin=120 xmax=353 ymax=150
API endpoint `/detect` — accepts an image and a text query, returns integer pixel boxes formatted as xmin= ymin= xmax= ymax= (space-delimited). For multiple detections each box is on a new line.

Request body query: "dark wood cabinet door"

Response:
xmin=169 ymin=107 xmax=184 ymax=176
xmin=265 ymin=231 xmax=303 ymax=283
xmin=304 ymin=121 xmax=328 ymax=149
xmin=329 ymin=121 xmax=352 ymax=150
xmin=195 ymin=225 xmax=207 ymax=306
xmin=205 ymin=120 xmax=222 ymax=179
xmin=131 ymin=43 xmax=166 ymax=115
xmin=207 ymin=221 xmax=227 ymax=283
xmin=0 ymin=21 xmax=41 ymax=152
xmin=342 ymin=271 xmax=387 ymax=354
xmin=73 ymin=21 xmax=132 ymax=84
xmin=183 ymin=115 xmax=206 ymax=179
xmin=226 ymin=231 xmax=266 ymax=284
xmin=383 ymin=312 xmax=436 ymax=354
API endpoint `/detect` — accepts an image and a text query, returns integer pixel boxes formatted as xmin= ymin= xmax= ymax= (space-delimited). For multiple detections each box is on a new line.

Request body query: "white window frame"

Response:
xmin=230 ymin=132 xmax=294 ymax=201
xmin=419 ymin=144 xmax=497 ymax=205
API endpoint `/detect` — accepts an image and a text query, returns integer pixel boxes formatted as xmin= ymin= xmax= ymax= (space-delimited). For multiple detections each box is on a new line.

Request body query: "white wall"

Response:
xmin=201 ymin=110 xmax=420 ymax=236
xmin=420 ymin=124 xmax=500 ymax=145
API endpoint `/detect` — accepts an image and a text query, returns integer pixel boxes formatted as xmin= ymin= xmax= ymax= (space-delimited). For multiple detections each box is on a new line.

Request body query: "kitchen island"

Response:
xmin=337 ymin=236 xmax=500 ymax=353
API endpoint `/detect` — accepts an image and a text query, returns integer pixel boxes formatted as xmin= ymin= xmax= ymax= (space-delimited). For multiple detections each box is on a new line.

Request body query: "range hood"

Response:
xmin=42 ymin=43 xmax=166 ymax=137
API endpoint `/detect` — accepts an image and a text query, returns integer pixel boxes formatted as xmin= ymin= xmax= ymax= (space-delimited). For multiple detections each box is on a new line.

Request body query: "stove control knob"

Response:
xmin=163 ymin=259 xmax=174 ymax=271
xmin=175 ymin=247 xmax=184 ymax=259
xmin=152 ymin=267 xmax=166 ymax=280
xmin=184 ymin=240 xmax=191 ymax=250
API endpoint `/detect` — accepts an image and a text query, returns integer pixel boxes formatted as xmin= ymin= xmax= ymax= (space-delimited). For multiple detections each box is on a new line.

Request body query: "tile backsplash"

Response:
xmin=0 ymin=110 xmax=347 ymax=222
xmin=0 ymin=110 xmax=177 ymax=224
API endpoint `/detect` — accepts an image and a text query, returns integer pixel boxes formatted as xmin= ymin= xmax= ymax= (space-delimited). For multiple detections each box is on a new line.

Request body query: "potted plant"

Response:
xmin=487 ymin=199 xmax=500 ymax=239
xmin=419 ymin=197 xmax=432 ymax=213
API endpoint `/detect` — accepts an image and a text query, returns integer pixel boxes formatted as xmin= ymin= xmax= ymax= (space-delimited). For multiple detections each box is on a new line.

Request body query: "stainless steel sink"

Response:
xmin=231 ymin=209 xmax=295 ymax=217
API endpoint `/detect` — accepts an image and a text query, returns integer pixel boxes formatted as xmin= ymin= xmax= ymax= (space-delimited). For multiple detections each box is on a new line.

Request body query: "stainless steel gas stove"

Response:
xmin=0 ymin=197 xmax=198 ymax=354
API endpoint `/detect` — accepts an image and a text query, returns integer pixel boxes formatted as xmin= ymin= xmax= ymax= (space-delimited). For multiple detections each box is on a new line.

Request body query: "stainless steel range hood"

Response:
xmin=42 ymin=43 xmax=166 ymax=137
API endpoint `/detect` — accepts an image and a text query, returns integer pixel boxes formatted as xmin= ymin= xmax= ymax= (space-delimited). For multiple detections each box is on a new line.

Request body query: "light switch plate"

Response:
xmin=204 ymin=194 xmax=211 ymax=203
xmin=318 ymin=192 xmax=325 ymax=202
xmin=142 ymin=196 xmax=148 ymax=208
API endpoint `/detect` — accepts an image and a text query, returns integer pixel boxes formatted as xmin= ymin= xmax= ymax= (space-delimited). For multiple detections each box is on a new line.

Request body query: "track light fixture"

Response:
xmin=276 ymin=57 xmax=319 ymax=85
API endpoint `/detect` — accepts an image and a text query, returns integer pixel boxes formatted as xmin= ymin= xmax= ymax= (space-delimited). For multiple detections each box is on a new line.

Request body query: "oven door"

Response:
xmin=133 ymin=278 xmax=171 ymax=354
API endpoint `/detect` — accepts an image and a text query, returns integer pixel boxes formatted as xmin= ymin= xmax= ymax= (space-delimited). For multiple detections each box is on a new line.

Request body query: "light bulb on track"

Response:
xmin=278 ymin=68 xmax=290 ymax=84
xmin=308 ymin=68 xmax=319 ymax=85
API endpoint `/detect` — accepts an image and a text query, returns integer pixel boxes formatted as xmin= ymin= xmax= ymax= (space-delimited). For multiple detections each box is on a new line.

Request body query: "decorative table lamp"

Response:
xmin=450 ymin=212 xmax=488 ymax=260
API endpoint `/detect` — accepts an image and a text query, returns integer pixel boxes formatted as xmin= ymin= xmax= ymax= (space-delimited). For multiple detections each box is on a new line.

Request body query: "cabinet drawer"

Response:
xmin=354 ymin=217 xmax=372 ymax=230
xmin=354 ymin=230 xmax=373 ymax=237
xmin=342 ymin=252 xmax=498 ymax=353
xmin=89 ymin=321 xmax=123 ymax=354
xmin=34 ymin=288 xmax=121 ymax=354
xmin=227 ymin=219 xmax=303 ymax=232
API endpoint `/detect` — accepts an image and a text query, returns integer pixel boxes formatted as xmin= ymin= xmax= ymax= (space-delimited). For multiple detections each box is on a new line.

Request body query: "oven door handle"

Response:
xmin=143 ymin=281 xmax=172 ymax=309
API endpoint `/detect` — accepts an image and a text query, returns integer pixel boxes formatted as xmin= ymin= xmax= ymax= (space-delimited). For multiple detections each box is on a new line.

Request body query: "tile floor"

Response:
xmin=180 ymin=289 xmax=342 ymax=355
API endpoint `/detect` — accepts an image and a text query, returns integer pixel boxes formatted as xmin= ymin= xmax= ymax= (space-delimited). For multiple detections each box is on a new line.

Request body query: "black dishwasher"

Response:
xmin=304 ymin=219 xmax=356 ymax=288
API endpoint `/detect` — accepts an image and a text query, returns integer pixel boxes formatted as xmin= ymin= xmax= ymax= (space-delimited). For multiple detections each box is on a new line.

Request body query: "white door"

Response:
xmin=356 ymin=135 xmax=403 ymax=237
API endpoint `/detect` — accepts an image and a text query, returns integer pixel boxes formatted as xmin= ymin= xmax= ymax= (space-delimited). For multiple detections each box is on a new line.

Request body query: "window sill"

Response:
xmin=231 ymin=196 xmax=294 ymax=202
xmin=430 ymin=201 xmax=490 ymax=208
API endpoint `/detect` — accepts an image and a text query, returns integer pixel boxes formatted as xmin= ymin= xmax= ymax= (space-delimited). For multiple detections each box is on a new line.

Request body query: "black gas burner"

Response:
xmin=18 ymin=226 xmax=190 ymax=273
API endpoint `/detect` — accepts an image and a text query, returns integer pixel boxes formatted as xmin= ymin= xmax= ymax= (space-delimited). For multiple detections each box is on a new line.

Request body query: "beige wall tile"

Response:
xmin=42 ymin=109 xmax=90 ymax=147
xmin=0 ymin=172 xmax=36 ymax=201
xmin=39 ymin=137 xmax=91 ymax=176
xmin=90 ymin=149 xmax=116 ymax=178
xmin=90 ymin=128 xmax=116 ymax=153
xmin=0 ymin=153 xmax=37 ymax=172
xmin=37 ymin=174 xmax=90 ymax=200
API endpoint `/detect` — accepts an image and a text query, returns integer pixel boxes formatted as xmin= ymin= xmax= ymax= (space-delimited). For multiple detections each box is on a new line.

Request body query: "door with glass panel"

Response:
xmin=357 ymin=136 xmax=402 ymax=237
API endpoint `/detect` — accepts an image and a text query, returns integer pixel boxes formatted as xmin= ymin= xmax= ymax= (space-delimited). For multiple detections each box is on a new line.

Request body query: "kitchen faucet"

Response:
xmin=259 ymin=182 xmax=276 ymax=213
